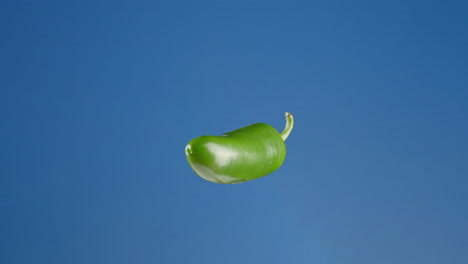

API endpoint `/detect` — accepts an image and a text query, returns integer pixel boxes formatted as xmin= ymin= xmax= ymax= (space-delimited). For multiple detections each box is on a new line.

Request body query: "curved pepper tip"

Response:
xmin=280 ymin=112 xmax=294 ymax=141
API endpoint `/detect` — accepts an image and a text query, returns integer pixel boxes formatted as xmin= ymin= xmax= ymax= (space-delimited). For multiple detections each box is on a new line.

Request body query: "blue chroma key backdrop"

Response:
xmin=2 ymin=1 xmax=468 ymax=263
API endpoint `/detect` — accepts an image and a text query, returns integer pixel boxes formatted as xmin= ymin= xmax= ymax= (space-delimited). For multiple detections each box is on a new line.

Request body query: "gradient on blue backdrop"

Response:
xmin=2 ymin=1 xmax=468 ymax=263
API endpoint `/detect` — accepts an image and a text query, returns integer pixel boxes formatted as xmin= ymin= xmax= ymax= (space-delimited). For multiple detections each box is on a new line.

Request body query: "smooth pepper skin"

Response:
xmin=185 ymin=113 xmax=293 ymax=184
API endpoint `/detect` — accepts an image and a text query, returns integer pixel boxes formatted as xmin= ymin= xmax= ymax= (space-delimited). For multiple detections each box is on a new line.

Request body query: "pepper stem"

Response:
xmin=280 ymin=112 xmax=294 ymax=141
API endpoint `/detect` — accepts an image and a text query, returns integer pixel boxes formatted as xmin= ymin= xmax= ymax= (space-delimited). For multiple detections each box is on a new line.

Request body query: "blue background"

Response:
xmin=2 ymin=1 xmax=468 ymax=263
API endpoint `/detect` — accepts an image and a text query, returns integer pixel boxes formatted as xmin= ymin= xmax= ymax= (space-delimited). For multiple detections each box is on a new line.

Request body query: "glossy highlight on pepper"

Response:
xmin=185 ymin=112 xmax=294 ymax=184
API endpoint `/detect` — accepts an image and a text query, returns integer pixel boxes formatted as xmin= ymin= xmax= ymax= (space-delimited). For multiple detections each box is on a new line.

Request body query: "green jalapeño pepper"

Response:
xmin=185 ymin=112 xmax=294 ymax=184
